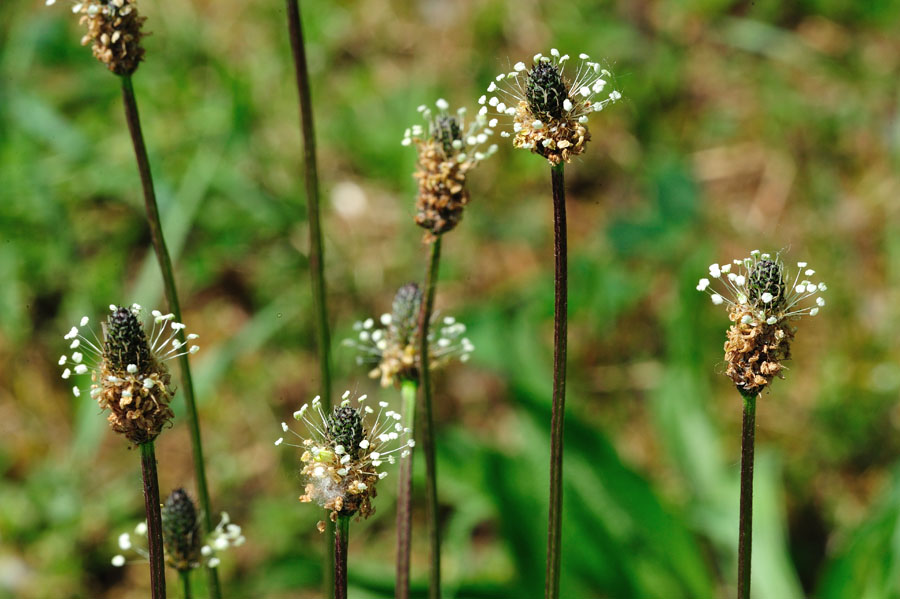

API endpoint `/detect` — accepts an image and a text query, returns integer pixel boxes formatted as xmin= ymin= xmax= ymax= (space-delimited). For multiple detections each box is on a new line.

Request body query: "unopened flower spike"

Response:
xmin=484 ymin=49 xmax=621 ymax=165
xmin=46 ymin=0 xmax=146 ymax=76
xmin=697 ymin=251 xmax=826 ymax=395
xmin=402 ymin=98 xmax=498 ymax=242
xmin=342 ymin=283 xmax=475 ymax=388
xmin=112 ymin=488 xmax=244 ymax=571
xmin=276 ymin=390 xmax=414 ymax=528
xmin=59 ymin=304 xmax=201 ymax=445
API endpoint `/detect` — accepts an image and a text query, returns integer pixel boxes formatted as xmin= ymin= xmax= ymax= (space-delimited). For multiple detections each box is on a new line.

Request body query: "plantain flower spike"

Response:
xmin=59 ymin=304 xmax=200 ymax=445
xmin=483 ymin=49 xmax=621 ymax=165
xmin=46 ymin=0 xmax=146 ymax=76
xmin=342 ymin=283 xmax=474 ymax=388
xmin=275 ymin=391 xmax=414 ymax=529
xmin=697 ymin=251 xmax=826 ymax=396
xmin=402 ymin=98 xmax=497 ymax=242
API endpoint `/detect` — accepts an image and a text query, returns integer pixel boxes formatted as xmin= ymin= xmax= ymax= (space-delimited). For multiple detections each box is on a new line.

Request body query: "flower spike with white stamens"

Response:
xmin=58 ymin=305 xmax=201 ymax=444
xmin=342 ymin=283 xmax=474 ymax=388
xmin=277 ymin=390 xmax=413 ymax=527
xmin=402 ymin=99 xmax=498 ymax=241
xmin=484 ymin=49 xmax=621 ymax=165
xmin=698 ymin=251 xmax=825 ymax=394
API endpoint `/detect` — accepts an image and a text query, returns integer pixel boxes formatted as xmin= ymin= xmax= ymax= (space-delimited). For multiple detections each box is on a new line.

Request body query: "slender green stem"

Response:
xmin=120 ymin=75 xmax=222 ymax=599
xmin=334 ymin=515 xmax=351 ymax=599
xmin=418 ymin=237 xmax=442 ymax=599
xmin=139 ymin=442 xmax=166 ymax=599
xmin=737 ymin=390 xmax=758 ymax=599
xmin=545 ymin=163 xmax=567 ymax=599
xmin=180 ymin=570 xmax=193 ymax=599
xmin=395 ymin=379 xmax=418 ymax=599
xmin=283 ymin=3 xmax=335 ymax=594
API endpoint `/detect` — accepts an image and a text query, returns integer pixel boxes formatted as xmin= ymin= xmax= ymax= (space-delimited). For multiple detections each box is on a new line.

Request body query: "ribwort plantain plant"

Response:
xmin=484 ymin=48 xmax=621 ymax=599
xmin=276 ymin=391 xmax=414 ymax=599
xmin=45 ymin=1 xmax=222 ymax=594
xmin=60 ymin=305 xmax=202 ymax=599
xmin=698 ymin=250 xmax=826 ymax=598
xmin=343 ymin=283 xmax=473 ymax=597
xmin=401 ymin=99 xmax=495 ymax=599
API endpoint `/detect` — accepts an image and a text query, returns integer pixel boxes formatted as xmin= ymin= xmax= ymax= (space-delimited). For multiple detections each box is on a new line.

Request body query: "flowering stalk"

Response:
xmin=697 ymin=251 xmax=825 ymax=598
xmin=546 ymin=163 xmax=567 ymax=599
xmin=395 ymin=378 xmax=418 ymax=599
xmin=284 ymin=2 xmax=334 ymax=592
xmin=140 ymin=442 xmax=166 ymax=599
xmin=418 ymin=238 xmax=442 ymax=599
xmin=180 ymin=570 xmax=193 ymax=599
xmin=121 ymin=75 xmax=222 ymax=599
xmin=334 ymin=515 xmax=351 ymax=599
xmin=737 ymin=389 xmax=756 ymax=599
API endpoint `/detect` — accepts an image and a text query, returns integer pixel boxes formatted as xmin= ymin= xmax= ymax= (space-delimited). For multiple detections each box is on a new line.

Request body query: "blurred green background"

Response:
xmin=3 ymin=0 xmax=900 ymax=597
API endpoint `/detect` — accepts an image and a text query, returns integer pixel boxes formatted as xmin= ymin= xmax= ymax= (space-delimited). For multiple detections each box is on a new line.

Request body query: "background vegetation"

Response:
xmin=3 ymin=0 xmax=900 ymax=597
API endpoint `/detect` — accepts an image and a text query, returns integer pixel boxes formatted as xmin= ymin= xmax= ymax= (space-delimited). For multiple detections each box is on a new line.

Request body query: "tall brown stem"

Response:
xmin=334 ymin=515 xmax=351 ymax=599
xmin=395 ymin=379 xmax=418 ymax=599
xmin=121 ymin=75 xmax=222 ymax=599
xmin=140 ymin=442 xmax=166 ymax=599
xmin=737 ymin=390 xmax=757 ymax=599
xmin=545 ymin=163 xmax=567 ymax=599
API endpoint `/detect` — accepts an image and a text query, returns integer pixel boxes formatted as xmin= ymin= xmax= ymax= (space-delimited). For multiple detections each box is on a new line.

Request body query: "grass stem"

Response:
xmin=120 ymin=74 xmax=222 ymax=599
xmin=139 ymin=441 xmax=166 ymax=599
xmin=180 ymin=570 xmax=193 ymax=599
xmin=545 ymin=163 xmax=567 ymax=599
xmin=737 ymin=390 xmax=757 ymax=599
xmin=418 ymin=237 xmax=443 ymax=599
xmin=334 ymin=515 xmax=351 ymax=599
xmin=395 ymin=378 xmax=418 ymax=599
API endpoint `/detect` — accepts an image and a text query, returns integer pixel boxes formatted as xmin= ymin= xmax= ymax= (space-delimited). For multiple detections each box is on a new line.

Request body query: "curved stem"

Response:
xmin=180 ymin=569 xmax=193 ymax=599
xmin=334 ymin=515 xmax=351 ymax=599
xmin=395 ymin=379 xmax=418 ymax=599
xmin=418 ymin=237 xmax=443 ymax=599
xmin=283 ymin=3 xmax=335 ymax=595
xmin=737 ymin=390 xmax=757 ymax=599
xmin=139 ymin=442 xmax=166 ymax=599
xmin=121 ymin=75 xmax=222 ymax=599
xmin=545 ymin=163 xmax=567 ymax=599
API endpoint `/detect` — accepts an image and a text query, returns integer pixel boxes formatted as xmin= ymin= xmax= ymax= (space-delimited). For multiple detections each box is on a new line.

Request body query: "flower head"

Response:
xmin=112 ymin=504 xmax=243 ymax=571
xmin=59 ymin=304 xmax=200 ymax=445
xmin=402 ymin=99 xmax=497 ymax=241
xmin=698 ymin=251 xmax=826 ymax=394
xmin=47 ymin=0 xmax=146 ymax=75
xmin=276 ymin=391 xmax=414 ymax=526
xmin=483 ymin=49 xmax=621 ymax=165
xmin=342 ymin=283 xmax=474 ymax=387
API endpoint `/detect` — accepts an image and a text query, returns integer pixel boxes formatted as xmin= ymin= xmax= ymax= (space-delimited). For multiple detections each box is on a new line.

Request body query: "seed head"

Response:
xmin=161 ymin=488 xmax=202 ymax=572
xmin=277 ymin=391 xmax=414 ymax=525
xmin=59 ymin=304 xmax=200 ymax=445
xmin=402 ymin=99 xmax=497 ymax=241
xmin=483 ymin=49 xmax=622 ymax=165
xmin=697 ymin=251 xmax=825 ymax=395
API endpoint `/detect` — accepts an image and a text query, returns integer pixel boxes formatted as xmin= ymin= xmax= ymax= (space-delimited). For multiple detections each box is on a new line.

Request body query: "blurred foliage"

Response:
xmin=2 ymin=0 xmax=900 ymax=597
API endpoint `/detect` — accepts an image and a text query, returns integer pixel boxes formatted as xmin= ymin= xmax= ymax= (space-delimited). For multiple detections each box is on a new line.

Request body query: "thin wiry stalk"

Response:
xmin=334 ymin=515 xmax=351 ymax=599
xmin=395 ymin=378 xmax=418 ymax=599
xmin=545 ymin=163 xmax=567 ymax=599
xmin=180 ymin=570 xmax=193 ymax=599
xmin=737 ymin=389 xmax=757 ymax=599
xmin=139 ymin=441 xmax=166 ymax=599
xmin=418 ymin=237 xmax=443 ymax=599
xmin=120 ymin=75 xmax=222 ymax=599
xmin=284 ymin=1 xmax=335 ymax=594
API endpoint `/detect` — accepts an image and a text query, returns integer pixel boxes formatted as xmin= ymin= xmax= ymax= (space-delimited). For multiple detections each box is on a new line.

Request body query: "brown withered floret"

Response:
xmin=77 ymin=0 xmax=146 ymax=75
xmin=512 ymin=100 xmax=592 ymax=166
xmin=414 ymin=140 xmax=471 ymax=242
xmin=724 ymin=305 xmax=795 ymax=395
xmin=95 ymin=360 xmax=173 ymax=445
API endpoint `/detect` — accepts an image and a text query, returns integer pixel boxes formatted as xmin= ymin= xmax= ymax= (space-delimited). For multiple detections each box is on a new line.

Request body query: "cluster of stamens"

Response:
xmin=275 ymin=391 xmax=414 ymax=527
xmin=483 ymin=49 xmax=621 ymax=165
